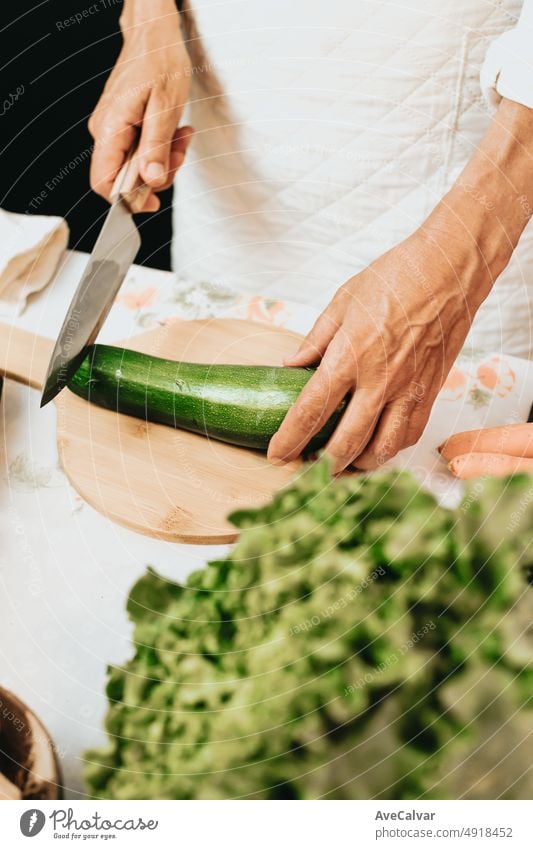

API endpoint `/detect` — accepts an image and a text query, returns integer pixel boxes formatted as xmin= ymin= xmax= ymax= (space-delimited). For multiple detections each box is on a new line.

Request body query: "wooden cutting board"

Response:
xmin=0 ymin=318 xmax=304 ymax=543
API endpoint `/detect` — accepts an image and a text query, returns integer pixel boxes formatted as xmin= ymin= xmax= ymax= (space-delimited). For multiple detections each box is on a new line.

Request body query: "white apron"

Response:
xmin=173 ymin=0 xmax=532 ymax=358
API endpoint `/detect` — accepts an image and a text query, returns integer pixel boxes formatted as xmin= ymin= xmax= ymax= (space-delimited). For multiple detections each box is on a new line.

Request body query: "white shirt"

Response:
xmin=175 ymin=1 xmax=533 ymax=358
xmin=482 ymin=0 xmax=533 ymax=108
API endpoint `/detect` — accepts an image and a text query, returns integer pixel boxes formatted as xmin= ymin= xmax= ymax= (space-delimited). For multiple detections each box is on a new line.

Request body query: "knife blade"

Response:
xmin=40 ymin=154 xmax=150 ymax=407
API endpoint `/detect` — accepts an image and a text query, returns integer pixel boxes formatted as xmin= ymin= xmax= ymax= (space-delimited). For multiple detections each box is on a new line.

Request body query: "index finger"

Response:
xmin=90 ymin=120 xmax=137 ymax=201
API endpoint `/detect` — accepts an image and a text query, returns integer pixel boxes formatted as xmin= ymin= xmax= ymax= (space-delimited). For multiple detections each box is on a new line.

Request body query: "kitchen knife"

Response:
xmin=40 ymin=154 xmax=151 ymax=407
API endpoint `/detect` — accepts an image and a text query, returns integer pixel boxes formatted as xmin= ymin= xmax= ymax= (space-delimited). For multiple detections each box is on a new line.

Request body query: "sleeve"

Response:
xmin=480 ymin=1 xmax=533 ymax=109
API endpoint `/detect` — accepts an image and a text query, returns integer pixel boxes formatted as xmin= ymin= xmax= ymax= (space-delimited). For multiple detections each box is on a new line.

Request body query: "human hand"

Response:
xmin=268 ymin=220 xmax=492 ymax=473
xmin=269 ymin=97 xmax=533 ymax=473
xmin=88 ymin=0 xmax=193 ymax=211
xmin=440 ymin=423 xmax=533 ymax=479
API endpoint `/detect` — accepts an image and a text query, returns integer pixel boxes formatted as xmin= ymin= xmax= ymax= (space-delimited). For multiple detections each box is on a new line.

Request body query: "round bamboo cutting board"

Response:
xmin=0 ymin=318 xmax=303 ymax=543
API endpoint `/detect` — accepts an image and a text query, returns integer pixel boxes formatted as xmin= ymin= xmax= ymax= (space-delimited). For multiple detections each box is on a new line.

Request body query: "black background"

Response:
xmin=0 ymin=0 xmax=173 ymax=271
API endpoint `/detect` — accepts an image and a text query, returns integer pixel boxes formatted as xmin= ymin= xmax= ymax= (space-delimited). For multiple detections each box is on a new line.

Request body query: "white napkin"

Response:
xmin=0 ymin=209 xmax=69 ymax=316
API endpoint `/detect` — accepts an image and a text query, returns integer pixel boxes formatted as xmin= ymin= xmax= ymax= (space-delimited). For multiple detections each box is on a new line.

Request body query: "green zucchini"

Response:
xmin=67 ymin=345 xmax=345 ymax=452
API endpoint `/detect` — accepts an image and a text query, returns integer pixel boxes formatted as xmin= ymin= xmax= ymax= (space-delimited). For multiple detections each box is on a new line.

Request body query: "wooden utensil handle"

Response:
xmin=0 ymin=323 xmax=54 ymax=391
xmin=111 ymin=150 xmax=152 ymax=214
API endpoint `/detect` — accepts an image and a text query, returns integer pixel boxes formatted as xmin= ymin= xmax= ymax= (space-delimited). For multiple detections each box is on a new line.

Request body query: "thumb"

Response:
xmin=138 ymin=89 xmax=181 ymax=188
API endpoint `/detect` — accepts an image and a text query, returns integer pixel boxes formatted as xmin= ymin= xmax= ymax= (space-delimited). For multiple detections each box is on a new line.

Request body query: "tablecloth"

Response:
xmin=1 ymin=251 xmax=532 ymax=797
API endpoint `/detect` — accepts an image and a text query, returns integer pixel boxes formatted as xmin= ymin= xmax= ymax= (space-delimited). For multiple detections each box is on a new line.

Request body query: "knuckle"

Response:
xmin=404 ymin=423 xmax=426 ymax=449
xmin=156 ymin=73 xmax=173 ymax=92
xmin=336 ymin=359 xmax=356 ymax=385
xmin=353 ymin=452 xmax=379 ymax=471
xmin=152 ymin=83 xmax=177 ymax=109
xmin=318 ymin=308 xmax=340 ymax=333
xmin=320 ymin=354 xmax=353 ymax=387
xmin=329 ymin=435 xmax=360 ymax=464
xmin=88 ymin=117 xmax=110 ymax=142
xmin=374 ymin=440 xmax=397 ymax=465
xmin=154 ymin=76 xmax=168 ymax=93
xmin=144 ymin=134 xmax=170 ymax=149
xmin=142 ymin=123 xmax=173 ymax=147
xmin=334 ymin=283 xmax=352 ymax=304
xmin=374 ymin=428 xmax=403 ymax=461
xmin=303 ymin=328 xmax=324 ymax=354
xmin=88 ymin=110 xmax=115 ymax=141
xmin=375 ymin=421 xmax=407 ymax=461
xmin=293 ymin=402 xmax=321 ymax=433
xmin=94 ymin=124 xmax=116 ymax=146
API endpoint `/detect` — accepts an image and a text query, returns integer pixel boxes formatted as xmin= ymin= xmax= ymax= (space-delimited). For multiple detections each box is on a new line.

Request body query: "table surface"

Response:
xmin=1 ymin=251 xmax=532 ymax=798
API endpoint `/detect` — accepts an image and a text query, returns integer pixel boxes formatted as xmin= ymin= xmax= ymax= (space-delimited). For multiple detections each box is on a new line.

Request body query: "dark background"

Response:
xmin=0 ymin=0 xmax=173 ymax=271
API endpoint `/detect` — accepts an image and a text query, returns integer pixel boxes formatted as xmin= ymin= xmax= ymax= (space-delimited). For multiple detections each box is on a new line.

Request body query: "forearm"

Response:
xmin=424 ymin=99 xmax=533 ymax=306
xmin=120 ymin=0 xmax=182 ymax=33
xmin=115 ymin=0 xmax=187 ymax=72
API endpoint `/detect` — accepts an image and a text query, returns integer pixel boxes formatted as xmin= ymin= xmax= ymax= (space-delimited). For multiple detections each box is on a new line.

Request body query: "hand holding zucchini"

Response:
xmin=68 ymin=345 xmax=346 ymax=453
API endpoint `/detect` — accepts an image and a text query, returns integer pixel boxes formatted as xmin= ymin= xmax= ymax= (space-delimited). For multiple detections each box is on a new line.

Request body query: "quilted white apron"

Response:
xmin=173 ymin=0 xmax=532 ymax=358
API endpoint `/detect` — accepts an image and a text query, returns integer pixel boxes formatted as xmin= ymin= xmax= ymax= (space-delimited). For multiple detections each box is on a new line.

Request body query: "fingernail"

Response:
xmin=145 ymin=162 xmax=166 ymax=185
xmin=267 ymin=439 xmax=285 ymax=465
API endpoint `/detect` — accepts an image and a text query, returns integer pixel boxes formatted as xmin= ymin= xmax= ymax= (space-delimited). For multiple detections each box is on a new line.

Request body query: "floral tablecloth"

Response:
xmin=1 ymin=251 xmax=532 ymax=798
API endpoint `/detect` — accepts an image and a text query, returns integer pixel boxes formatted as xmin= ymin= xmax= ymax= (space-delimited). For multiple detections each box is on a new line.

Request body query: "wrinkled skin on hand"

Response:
xmin=269 ymin=225 xmax=488 ymax=473
xmin=270 ymin=99 xmax=533 ymax=472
